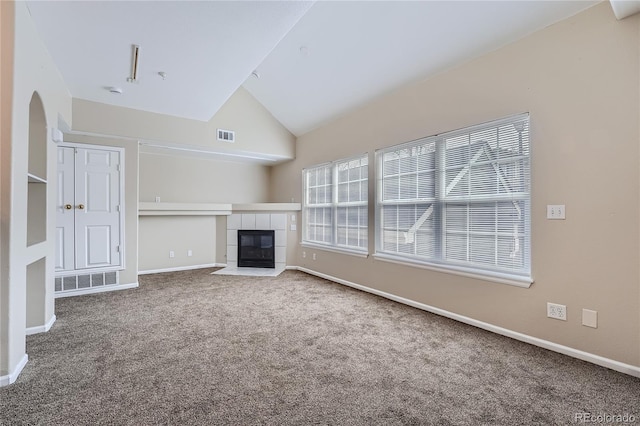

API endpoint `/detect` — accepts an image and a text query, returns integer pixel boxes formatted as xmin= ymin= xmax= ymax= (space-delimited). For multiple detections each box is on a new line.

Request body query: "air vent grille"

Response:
xmin=55 ymin=271 xmax=119 ymax=293
xmin=217 ymin=129 xmax=235 ymax=143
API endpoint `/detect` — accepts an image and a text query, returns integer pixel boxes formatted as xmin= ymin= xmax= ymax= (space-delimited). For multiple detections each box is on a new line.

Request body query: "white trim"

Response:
xmin=25 ymin=315 xmax=56 ymax=336
xmin=301 ymin=242 xmax=369 ymax=258
xmin=232 ymin=203 xmax=301 ymax=212
xmin=373 ymin=253 xmax=533 ymax=288
xmin=0 ymin=354 xmax=28 ymax=387
xmin=55 ymin=282 xmax=138 ymax=299
xmin=138 ymin=263 xmax=225 ymax=275
xmin=56 ymin=265 xmax=123 ymax=276
xmin=290 ymin=266 xmax=640 ymax=378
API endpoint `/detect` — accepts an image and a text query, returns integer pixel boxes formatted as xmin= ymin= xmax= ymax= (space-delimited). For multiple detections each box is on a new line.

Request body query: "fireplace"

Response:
xmin=237 ymin=230 xmax=275 ymax=268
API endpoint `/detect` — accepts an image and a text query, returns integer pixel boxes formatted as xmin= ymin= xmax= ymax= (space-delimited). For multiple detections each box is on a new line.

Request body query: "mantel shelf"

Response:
xmin=138 ymin=202 xmax=232 ymax=216
xmin=138 ymin=202 xmax=301 ymax=216
xmin=232 ymin=203 xmax=301 ymax=212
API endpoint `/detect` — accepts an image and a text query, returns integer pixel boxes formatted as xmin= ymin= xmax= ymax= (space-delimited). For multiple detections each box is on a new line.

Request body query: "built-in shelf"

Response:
xmin=232 ymin=203 xmax=301 ymax=212
xmin=138 ymin=202 xmax=301 ymax=216
xmin=27 ymin=173 xmax=47 ymax=184
xmin=25 ymin=241 xmax=48 ymax=265
xmin=138 ymin=202 xmax=232 ymax=216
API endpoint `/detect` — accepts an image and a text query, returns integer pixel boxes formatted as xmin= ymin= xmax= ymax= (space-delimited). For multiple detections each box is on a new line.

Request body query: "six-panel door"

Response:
xmin=56 ymin=146 xmax=122 ymax=272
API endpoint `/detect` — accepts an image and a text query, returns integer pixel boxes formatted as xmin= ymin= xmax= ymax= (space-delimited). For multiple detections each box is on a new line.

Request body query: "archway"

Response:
xmin=26 ymin=91 xmax=47 ymax=329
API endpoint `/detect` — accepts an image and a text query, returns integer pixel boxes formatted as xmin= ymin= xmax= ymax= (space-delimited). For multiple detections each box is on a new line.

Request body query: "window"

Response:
xmin=303 ymin=155 xmax=368 ymax=253
xmin=376 ymin=114 xmax=531 ymax=283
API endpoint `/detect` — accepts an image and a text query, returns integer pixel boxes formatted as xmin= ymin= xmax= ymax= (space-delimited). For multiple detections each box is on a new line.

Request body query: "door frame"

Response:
xmin=55 ymin=142 xmax=126 ymax=274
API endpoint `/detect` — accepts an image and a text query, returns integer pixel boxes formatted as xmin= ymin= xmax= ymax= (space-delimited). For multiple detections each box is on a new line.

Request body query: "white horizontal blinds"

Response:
xmin=379 ymin=140 xmax=437 ymax=259
xmin=443 ymin=116 xmax=530 ymax=274
xmin=303 ymin=154 xmax=369 ymax=252
xmin=377 ymin=113 xmax=530 ymax=279
xmin=304 ymin=164 xmax=333 ymax=244
xmin=336 ymin=156 xmax=368 ymax=249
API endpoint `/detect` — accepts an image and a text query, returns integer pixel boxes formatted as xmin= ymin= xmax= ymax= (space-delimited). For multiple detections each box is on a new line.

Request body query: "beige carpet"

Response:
xmin=1 ymin=268 xmax=638 ymax=425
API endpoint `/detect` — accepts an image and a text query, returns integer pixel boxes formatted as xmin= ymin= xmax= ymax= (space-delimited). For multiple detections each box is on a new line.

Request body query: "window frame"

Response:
xmin=374 ymin=114 xmax=532 ymax=286
xmin=302 ymin=153 xmax=369 ymax=256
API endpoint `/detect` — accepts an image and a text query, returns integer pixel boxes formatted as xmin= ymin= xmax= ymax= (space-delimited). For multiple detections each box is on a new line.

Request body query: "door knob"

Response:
xmin=65 ymin=204 xmax=72 ymax=210
xmin=77 ymin=204 xmax=85 ymax=210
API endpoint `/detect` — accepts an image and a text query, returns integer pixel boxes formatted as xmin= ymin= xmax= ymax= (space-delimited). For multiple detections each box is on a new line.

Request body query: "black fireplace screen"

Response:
xmin=237 ymin=230 xmax=275 ymax=268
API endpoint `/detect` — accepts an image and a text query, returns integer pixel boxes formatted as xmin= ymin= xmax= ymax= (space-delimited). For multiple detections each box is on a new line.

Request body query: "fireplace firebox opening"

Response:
xmin=237 ymin=230 xmax=275 ymax=268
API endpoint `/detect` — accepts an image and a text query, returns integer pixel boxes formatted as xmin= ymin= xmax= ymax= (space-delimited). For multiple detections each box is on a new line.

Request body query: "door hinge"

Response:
xmin=116 ymin=205 xmax=120 ymax=212
xmin=116 ymin=245 xmax=120 ymax=253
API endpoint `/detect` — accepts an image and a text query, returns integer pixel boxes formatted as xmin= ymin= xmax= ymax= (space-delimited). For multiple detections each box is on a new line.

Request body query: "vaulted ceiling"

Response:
xmin=27 ymin=1 xmax=598 ymax=137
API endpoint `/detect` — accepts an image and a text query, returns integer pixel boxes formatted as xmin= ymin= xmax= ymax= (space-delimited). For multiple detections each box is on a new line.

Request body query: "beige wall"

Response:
xmin=271 ymin=3 xmax=640 ymax=367
xmin=139 ymin=152 xmax=270 ymax=203
xmin=138 ymin=151 xmax=272 ymax=272
xmin=63 ymin=134 xmax=139 ymax=286
xmin=73 ymin=87 xmax=296 ymax=160
xmin=138 ymin=216 xmax=217 ymax=272
xmin=2 ymin=1 xmax=72 ymax=379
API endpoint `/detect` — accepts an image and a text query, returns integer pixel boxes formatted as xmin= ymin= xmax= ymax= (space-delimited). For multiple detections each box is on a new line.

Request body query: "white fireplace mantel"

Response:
xmin=138 ymin=202 xmax=301 ymax=216
xmin=231 ymin=203 xmax=301 ymax=212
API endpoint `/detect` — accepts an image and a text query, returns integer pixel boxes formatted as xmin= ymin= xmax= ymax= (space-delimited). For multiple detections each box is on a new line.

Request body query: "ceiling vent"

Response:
xmin=217 ymin=129 xmax=235 ymax=143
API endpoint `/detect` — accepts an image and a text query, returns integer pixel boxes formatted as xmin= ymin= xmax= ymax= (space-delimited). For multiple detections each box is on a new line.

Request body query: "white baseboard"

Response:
xmin=0 ymin=354 xmax=28 ymax=387
xmin=55 ymin=282 xmax=138 ymax=299
xmin=25 ymin=314 xmax=56 ymax=336
xmin=138 ymin=263 xmax=225 ymax=275
xmin=292 ymin=266 xmax=640 ymax=378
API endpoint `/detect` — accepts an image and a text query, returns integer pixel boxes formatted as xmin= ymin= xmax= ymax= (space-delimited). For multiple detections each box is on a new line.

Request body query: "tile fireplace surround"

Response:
xmin=215 ymin=213 xmax=287 ymax=276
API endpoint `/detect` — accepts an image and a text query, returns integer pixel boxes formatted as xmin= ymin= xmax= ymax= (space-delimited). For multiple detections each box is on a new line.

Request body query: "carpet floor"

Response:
xmin=1 ymin=268 xmax=639 ymax=425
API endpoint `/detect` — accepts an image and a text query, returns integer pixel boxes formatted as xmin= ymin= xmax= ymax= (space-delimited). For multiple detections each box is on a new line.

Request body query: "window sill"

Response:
xmin=372 ymin=253 xmax=533 ymax=288
xmin=301 ymin=242 xmax=369 ymax=258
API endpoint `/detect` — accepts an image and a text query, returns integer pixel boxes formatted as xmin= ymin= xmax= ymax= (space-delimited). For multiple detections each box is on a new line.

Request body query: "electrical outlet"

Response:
xmin=546 ymin=205 xmax=566 ymax=220
xmin=169 ymin=250 xmax=175 ymax=258
xmin=155 ymin=196 xmax=161 ymax=203
xmin=547 ymin=302 xmax=567 ymax=320
xmin=187 ymin=250 xmax=192 ymax=257
xmin=302 ymin=251 xmax=306 ymax=258
xmin=312 ymin=253 xmax=317 ymax=260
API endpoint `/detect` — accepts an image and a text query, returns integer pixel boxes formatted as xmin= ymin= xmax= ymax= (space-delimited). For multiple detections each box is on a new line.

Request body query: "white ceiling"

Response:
xmin=244 ymin=0 xmax=598 ymax=135
xmin=27 ymin=1 xmax=597 ymax=137
xmin=26 ymin=1 xmax=314 ymax=121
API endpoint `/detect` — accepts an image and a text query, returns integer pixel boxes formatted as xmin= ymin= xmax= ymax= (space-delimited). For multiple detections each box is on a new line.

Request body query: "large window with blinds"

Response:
xmin=376 ymin=114 xmax=531 ymax=283
xmin=303 ymin=155 xmax=368 ymax=253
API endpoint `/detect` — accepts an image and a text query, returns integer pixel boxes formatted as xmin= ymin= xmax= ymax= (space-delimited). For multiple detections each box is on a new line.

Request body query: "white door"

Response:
xmin=74 ymin=148 xmax=121 ymax=269
xmin=55 ymin=145 xmax=122 ymax=272
xmin=55 ymin=147 xmax=75 ymax=271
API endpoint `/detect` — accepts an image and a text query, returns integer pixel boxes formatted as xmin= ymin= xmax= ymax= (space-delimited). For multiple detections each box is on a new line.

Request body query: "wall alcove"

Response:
xmin=26 ymin=91 xmax=47 ymax=328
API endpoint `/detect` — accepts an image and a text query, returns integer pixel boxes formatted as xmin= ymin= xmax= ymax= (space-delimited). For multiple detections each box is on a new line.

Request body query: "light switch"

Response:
xmin=582 ymin=309 xmax=598 ymax=328
xmin=546 ymin=205 xmax=565 ymax=220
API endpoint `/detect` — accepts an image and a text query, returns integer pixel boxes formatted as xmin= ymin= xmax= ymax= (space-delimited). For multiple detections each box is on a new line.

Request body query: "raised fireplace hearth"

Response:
xmin=237 ymin=230 xmax=275 ymax=268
